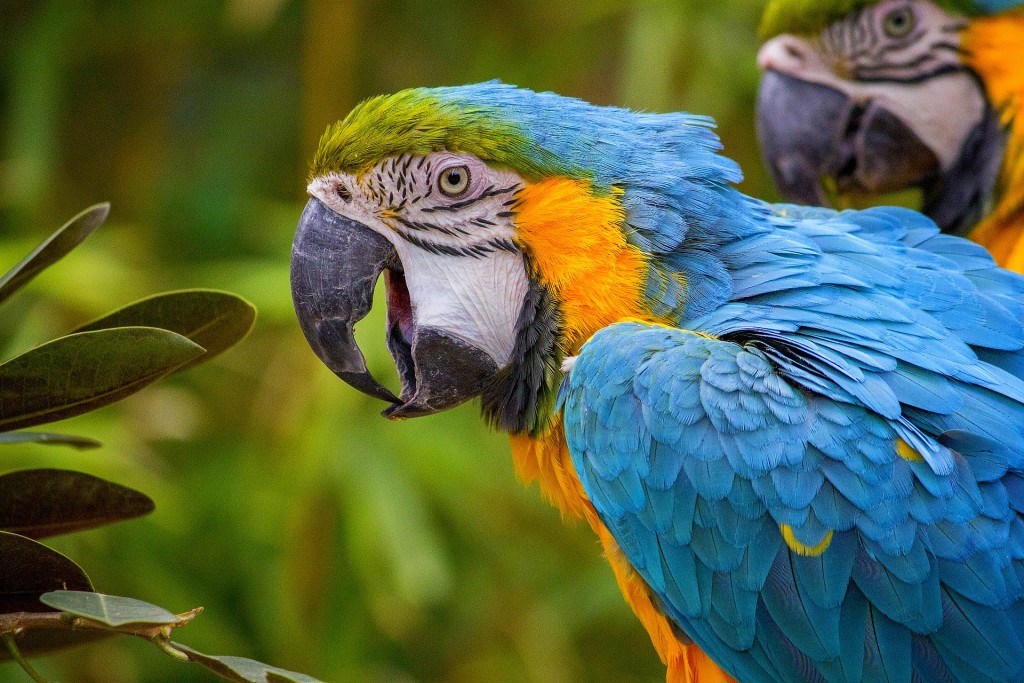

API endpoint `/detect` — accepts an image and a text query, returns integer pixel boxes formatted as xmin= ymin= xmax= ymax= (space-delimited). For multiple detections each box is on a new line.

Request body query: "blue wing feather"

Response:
xmin=863 ymin=605 xmax=911 ymax=683
xmin=562 ymin=302 xmax=1024 ymax=679
xmin=552 ymin=171 xmax=1024 ymax=680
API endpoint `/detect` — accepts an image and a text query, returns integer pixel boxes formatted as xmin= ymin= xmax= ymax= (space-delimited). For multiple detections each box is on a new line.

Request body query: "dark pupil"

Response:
xmin=886 ymin=9 xmax=911 ymax=33
xmin=447 ymin=170 xmax=462 ymax=185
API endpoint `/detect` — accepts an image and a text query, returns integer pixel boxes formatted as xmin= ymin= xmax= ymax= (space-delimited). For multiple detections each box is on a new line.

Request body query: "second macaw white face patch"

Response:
xmin=308 ymin=152 xmax=531 ymax=369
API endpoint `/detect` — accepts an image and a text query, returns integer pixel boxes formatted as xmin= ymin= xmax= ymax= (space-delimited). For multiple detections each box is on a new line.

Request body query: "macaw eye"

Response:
xmin=882 ymin=6 xmax=915 ymax=38
xmin=336 ymin=184 xmax=352 ymax=202
xmin=438 ymin=165 xmax=471 ymax=197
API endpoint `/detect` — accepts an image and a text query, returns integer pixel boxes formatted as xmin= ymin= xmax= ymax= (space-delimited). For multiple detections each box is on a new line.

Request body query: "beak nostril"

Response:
xmin=758 ymin=35 xmax=810 ymax=73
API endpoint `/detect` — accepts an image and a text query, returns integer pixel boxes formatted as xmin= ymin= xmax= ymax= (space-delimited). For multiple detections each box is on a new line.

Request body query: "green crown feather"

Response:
xmin=311 ymin=88 xmax=528 ymax=179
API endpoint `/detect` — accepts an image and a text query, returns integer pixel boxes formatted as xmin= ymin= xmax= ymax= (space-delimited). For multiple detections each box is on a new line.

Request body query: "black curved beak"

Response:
xmin=756 ymin=70 xmax=849 ymax=206
xmin=291 ymin=197 xmax=402 ymax=404
xmin=757 ymin=69 xmax=939 ymax=206
xmin=291 ymin=197 xmax=499 ymax=418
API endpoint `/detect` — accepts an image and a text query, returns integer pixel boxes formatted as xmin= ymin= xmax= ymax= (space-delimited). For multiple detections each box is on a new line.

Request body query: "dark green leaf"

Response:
xmin=0 ymin=469 xmax=153 ymax=539
xmin=0 ymin=531 xmax=92 ymax=613
xmin=0 ymin=327 xmax=205 ymax=432
xmin=73 ymin=289 xmax=256 ymax=371
xmin=0 ymin=204 xmax=109 ymax=306
xmin=0 ymin=431 xmax=101 ymax=449
xmin=171 ymin=643 xmax=324 ymax=683
xmin=39 ymin=591 xmax=178 ymax=627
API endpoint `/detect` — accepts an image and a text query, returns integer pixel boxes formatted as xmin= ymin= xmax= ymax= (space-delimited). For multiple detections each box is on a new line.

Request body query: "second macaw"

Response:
xmin=757 ymin=0 xmax=1024 ymax=268
xmin=291 ymin=82 xmax=1024 ymax=682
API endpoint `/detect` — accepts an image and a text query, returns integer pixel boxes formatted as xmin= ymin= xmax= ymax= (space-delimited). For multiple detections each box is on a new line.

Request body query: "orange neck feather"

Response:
xmin=513 ymin=177 xmax=656 ymax=354
xmin=964 ymin=12 xmax=1024 ymax=269
xmin=507 ymin=176 xmax=657 ymax=513
xmin=505 ymin=179 xmax=736 ymax=681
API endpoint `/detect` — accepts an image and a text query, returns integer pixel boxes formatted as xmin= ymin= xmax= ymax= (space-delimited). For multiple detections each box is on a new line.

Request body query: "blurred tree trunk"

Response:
xmin=619 ymin=0 xmax=686 ymax=112
xmin=302 ymin=0 xmax=360 ymax=185
xmin=3 ymin=1 xmax=86 ymax=231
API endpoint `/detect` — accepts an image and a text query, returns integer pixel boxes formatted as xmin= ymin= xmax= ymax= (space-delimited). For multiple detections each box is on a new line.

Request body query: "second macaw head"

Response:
xmin=756 ymin=0 xmax=1022 ymax=233
xmin=291 ymin=83 xmax=745 ymax=434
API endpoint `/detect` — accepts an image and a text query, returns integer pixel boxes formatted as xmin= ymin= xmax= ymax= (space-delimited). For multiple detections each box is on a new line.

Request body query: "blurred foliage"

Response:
xmin=0 ymin=201 xmax=293 ymax=681
xmin=0 ymin=1 xmax=769 ymax=681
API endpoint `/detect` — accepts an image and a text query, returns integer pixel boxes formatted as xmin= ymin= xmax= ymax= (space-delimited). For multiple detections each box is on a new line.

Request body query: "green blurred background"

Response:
xmin=0 ymin=1 xmax=772 ymax=681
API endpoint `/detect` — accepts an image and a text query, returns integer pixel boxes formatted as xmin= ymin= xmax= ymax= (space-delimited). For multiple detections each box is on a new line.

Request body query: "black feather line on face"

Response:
xmin=851 ymin=63 xmax=968 ymax=85
xmin=420 ymin=184 xmax=519 ymax=213
xmin=392 ymin=214 xmax=471 ymax=237
xmin=922 ymin=98 xmax=1005 ymax=235
xmin=387 ymin=222 xmax=519 ymax=258
xmin=480 ymin=271 xmax=563 ymax=436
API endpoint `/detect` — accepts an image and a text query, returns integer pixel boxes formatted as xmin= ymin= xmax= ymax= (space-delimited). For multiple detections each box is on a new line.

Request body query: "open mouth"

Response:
xmin=384 ymin=268 xmax=417 ymax=403
xmin=291 ymin=196 xmax=501 ymax=419
xmin=757 ymin=70 xmax=940 ymax=208
xmin=831 ymin=103 xmax=865 ymax=195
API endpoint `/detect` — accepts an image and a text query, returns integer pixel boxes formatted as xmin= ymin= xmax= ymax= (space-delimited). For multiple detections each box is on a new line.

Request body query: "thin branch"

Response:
xmin=0 ymin=612 xmax=72 ymax=635
xmin=153 ymin=636 xmax=190 ymax=661
xmin=2 ymin=633 xmax=51 ymax=683
xmin=0 ymin=608 xmax=202 ymax=640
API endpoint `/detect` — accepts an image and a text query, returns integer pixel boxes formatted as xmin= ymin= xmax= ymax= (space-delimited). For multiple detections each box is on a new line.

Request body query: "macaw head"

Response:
xmin=291 ymin=82 xmax=746 ymax=435
xmin=756 ymin=0 xmax=1023 ymax=233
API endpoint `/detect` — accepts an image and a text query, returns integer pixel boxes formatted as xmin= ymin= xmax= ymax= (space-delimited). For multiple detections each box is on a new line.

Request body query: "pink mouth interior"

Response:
xmin=385 ymin=269 xmax=413 ymax=344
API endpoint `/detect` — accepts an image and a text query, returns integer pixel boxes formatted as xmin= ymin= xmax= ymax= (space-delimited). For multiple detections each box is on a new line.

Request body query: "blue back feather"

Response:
xmin=461 ymin=80 xmax=1024 ymax=681
xmin=414 ymin=83 xmax=1024 ymax=681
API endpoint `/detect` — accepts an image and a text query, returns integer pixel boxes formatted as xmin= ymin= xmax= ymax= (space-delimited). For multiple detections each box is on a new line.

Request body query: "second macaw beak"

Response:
xmin=291 ymin=198 xmax=500 ymax=418
xmin=757 ymin=69 xmax=940 ymax=207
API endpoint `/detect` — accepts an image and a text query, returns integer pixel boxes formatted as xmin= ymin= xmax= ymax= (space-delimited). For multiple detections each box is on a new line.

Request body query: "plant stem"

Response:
xmin=0 ymin=608 xmax=201 ymax=638
xmin=0 ymin=607 xmax=204 ymax=667
xmin=2 ymin=633 xmax=52 ymax=683
xmin=0 ymin=612 xmax=69 ymax=633
xmin=152 ymin=636 xmax=189 ymax=661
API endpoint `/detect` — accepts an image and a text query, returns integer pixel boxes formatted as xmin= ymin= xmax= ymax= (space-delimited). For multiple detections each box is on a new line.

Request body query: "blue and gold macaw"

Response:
xmin=757 ymin=0 xmax=1024 ymax=268
xmin=291 ymin=82 xmax=1024 ymax=682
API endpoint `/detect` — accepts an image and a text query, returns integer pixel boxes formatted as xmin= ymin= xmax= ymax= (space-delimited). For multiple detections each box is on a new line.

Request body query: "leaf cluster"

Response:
xmin=0 ymin=206 xmax=318 ymax=682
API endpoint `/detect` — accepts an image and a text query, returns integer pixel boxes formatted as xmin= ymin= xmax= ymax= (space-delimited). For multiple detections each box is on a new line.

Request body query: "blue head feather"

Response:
xmin=424 ymin=82 xmax=765 ymax=319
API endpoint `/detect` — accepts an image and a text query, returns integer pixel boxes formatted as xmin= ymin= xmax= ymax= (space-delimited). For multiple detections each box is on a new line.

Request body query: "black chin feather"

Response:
xmin=922 ymin=99 xmax=1005 ymax=236
xmin=480 ymin=275 xmax=562 ymax=436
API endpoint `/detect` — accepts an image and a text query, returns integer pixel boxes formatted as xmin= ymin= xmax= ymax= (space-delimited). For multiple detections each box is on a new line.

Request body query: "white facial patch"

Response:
xmin=308 ymin=153 xmax=530 ymax=369
xmin=389 ymin=242 xmax=528 ymax=366
xmin=855 ymin=74 xmax=984 ymax=172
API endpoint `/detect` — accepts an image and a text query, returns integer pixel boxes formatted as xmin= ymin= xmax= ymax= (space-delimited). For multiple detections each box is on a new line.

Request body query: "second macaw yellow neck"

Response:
xmin=964 ymin=12 xmax=1024 ymax=270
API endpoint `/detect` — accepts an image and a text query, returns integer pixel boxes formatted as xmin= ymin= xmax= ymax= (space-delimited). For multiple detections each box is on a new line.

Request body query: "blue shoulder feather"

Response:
xmin=562 ymin=312 xmax=1024 ymax=680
